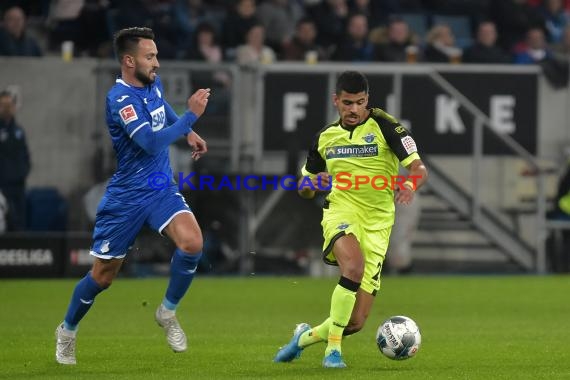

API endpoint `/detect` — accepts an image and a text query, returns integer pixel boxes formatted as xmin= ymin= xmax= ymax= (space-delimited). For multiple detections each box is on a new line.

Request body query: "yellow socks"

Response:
xmin=298 ymin=318 xmax=331 ymax=347
xmin=325 ymin=277 xmax=360 ymax=355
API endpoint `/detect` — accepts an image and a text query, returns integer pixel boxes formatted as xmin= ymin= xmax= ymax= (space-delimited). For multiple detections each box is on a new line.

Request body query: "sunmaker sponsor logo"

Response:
xmin=325 ymin=144 xmax=378 ymax=159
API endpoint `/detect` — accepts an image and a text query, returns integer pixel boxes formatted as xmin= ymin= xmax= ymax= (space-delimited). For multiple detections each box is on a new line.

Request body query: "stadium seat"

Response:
xmin=26 ymin=187 xmax=68 ymax=231
xmin=431 ymin=14 xmax=473 ymax=49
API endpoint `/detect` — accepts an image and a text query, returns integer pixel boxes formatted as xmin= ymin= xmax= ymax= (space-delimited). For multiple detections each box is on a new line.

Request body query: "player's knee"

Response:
xmin=343 ymin=265 xmax=364 ymax=283
xmin=91 ymin=272 xmax=114 ymax=289
xmin=177 ymin=237 xmax=203 ymax=254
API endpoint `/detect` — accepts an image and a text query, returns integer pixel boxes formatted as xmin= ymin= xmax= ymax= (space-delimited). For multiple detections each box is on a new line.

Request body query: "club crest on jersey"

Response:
xmin=362 ymin=133 xmax=376 ymax=143
xmin=100 ymin=240 xmax=110 ymax=254
xmin=401 ymin=136 xmax=417 ymax=154
xmin=395 ymin=125 xmax=406 ymax=134
xmin=119 ymin=104 xmax=138 ymax=124
xmin=150 ymin=105 xmax=166 ymax=131
xmin=325 ymin=144 xmax=378 ymax=159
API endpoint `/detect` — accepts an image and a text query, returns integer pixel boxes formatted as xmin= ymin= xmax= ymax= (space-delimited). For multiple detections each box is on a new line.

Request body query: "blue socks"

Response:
xmin=63 ymin=273 xmax=105 ymax=330
xmin=62 ymin=249 xmax=200 ymax=331
xmin=163 ymin=249 xmax=202 ymax=311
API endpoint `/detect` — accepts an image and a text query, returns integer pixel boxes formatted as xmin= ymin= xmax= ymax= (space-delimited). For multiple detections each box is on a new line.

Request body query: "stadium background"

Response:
xmin=0 ymin=1 xmax=570 ymax=277
xmin=1 ymin=1 xmax=570 ymax=378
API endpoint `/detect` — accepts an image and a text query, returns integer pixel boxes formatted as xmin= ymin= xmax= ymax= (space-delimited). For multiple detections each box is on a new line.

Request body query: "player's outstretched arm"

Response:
xmin=128 ymin=90 xmax=210 ymax=155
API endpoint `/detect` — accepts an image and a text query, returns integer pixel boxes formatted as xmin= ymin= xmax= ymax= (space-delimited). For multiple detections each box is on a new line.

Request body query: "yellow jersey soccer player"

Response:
xmin=274 ymin=70 xmax=428 ymax=368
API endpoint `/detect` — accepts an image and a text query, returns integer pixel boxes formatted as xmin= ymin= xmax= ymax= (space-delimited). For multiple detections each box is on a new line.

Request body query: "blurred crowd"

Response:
xmin=0 ymin=0 xmax=570 ymax=71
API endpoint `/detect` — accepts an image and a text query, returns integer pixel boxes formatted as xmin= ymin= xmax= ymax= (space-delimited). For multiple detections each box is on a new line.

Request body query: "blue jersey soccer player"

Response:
xmin=55 ymin=27 xmax=211 ymax=365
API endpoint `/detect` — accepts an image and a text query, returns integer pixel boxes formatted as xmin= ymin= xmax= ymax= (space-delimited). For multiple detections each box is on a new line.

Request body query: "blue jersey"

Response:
xmin=105 ymin=76 xmax=184 ymax=204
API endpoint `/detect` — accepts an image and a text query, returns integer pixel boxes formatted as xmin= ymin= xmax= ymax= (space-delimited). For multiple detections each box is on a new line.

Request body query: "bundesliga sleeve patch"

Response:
xmin=119 ymin=104 xmax=138 ymax=124
xmin=401 ymin=136 xmax=417 ymax=154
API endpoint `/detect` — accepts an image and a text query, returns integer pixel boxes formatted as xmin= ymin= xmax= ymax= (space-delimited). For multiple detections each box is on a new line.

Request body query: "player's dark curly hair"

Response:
xmin=113 ymin=27 xmax=155 ymax=63
xmin=336 ymin=71 xmax=369 ymax=95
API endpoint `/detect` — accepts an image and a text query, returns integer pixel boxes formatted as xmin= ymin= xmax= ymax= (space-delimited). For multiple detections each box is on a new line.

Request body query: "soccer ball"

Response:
xmin=376 ymin=316 xmax=421 ymax=360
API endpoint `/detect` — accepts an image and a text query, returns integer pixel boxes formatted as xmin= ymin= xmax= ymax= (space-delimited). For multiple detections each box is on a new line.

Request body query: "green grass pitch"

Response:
xmin=1 ymin=275 xmax=570 ymax=379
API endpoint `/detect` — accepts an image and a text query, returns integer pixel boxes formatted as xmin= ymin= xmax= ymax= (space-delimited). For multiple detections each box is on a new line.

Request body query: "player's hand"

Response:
xmin=188 ymin=88 xmax=211 ymax=117
xmin=395 ymin=185 xmax=415 ymax=205
xmin=187 ymin=131 xmax=207 ymax=161
xmin=311 ymin=172 xmax=331 ymax=190
xmin=298 ymin=172 xmax=331 ymax=192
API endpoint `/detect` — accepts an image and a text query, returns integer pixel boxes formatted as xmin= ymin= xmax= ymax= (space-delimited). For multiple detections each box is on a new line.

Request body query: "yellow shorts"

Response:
xmin=321 ymin=210 xmax=392 ymax=296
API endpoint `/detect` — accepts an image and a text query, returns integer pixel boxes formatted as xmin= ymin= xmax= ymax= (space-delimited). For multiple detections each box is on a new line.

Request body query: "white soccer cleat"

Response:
xmin=55 ymin=323 xmax=77 ymax=365
xmin=155 ymin=305 xmax=187 ymax=353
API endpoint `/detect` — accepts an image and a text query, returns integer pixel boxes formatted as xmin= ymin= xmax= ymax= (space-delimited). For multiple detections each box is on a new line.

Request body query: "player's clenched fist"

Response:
xmin=188 ymin=88 xmax=211 ymax=117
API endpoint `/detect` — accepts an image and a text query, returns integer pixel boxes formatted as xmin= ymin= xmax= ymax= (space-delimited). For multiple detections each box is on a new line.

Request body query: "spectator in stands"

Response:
xmin=311 ymin=0 xmax=349 ymax=52
xmin=540 ymin=0 xmax=570 ymax=43
xmin=331 ymin=12 xmax=375 ymax=62
xmin=281 ymin=17 xmax=327 ymax=61
xmin=187 ymin=22 xmax=223 ymax=62
xmin=0 ymin=91 xmax=31 ymax=232
xmin=235 ymin=22 xmax=276 ymax=64
xmin=186 ymin=22 xmax=231 ymax=114
xmin=552 ymin=24 xmax=570 ymax=59
xmin=144 ymin=1 xmax=179 ymax=60
xmin=0 ymin=6 xmax=42 ymax=56
xmin=424 ymin=24 xmax=462 ymax=63
xmin=112 ymin=0 xmax=178 ymax=59
xmin=463 ymin=21 xmax=511 ymax=64
xmin=0 ymin=2 xmax=49 ymax=18
xmin=490 ymin=0 xmax=545 ymax=52
xmin=256 ymin=0 xmax=305 ymax=55
xmin=349 ymin=0 xmax=373 ymax=24
xmin=367 ymin=0 xmax=423 ymax=26
xmin=514 ymin=27 xmax=553 ymax=63
xmin=374 ymin=17 xmax=419 ymax=62
xmin=47 ymin=0 xmax=83 ymax=52
xmin=173 ymin=0 xmax=225 ymax=55
xmin=222 ymin=0 xmax=259 ymax=60
xmin=515 ymin=26 xmax=569 ymax=86
xmin=76 ymin=0 xmax=112 ymax=58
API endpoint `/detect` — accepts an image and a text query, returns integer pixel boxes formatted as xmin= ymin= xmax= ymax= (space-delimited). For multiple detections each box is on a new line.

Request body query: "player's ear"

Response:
xmin=125 ymin=55 xmax=135 ymax=68
xmin=332 ymin=93 xmax=338 ymax=107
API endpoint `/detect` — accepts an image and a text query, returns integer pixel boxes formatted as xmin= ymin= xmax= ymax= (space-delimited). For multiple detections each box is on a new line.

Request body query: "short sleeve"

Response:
xmin=379 ymin=122 xmax=421 ymax=167
xmin=301 ymin=133 xmax=326 ymax=176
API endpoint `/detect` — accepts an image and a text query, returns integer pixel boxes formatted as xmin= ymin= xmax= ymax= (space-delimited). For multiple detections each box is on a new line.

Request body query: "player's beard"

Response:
xmin=135 ymin=68 xmax=156 ymax=85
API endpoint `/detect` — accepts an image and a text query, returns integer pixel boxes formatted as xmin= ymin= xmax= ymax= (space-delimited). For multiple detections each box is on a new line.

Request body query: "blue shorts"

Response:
xmin=89 ymin=187 xmax=191 ymax=259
